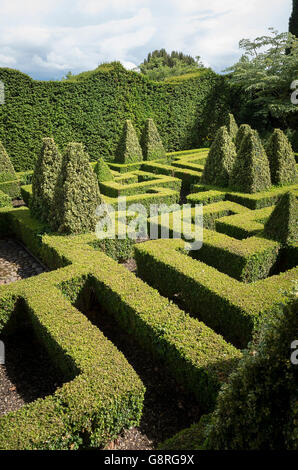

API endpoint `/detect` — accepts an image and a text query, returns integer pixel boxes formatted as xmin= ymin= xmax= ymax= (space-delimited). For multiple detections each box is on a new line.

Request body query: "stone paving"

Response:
xmin=0 ymin=239 xmax=45 ymax=285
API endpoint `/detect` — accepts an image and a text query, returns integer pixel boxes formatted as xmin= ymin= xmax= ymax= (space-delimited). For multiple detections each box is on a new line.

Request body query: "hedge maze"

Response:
xmin=0 ymin=120 xmax=297 ymax=449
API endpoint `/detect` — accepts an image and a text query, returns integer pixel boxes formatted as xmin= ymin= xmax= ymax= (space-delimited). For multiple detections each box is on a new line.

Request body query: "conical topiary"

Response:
xmin=235 ymin=124 xmax=252 ymax=153
xmin=224 ymin=113 xmax=238 ymax=142
xmin=141 ymin=118 xmax=166 ymax=160
xmin=94 ymin=157 xmax=114 ymax=182
xmin=264 ymin=191 xmax=298 ymax=244
xmin=51 ymin=143 xmax=102 ymax=234
xmin=201 ymin=126 xmax=237 ymax=187
xmin=0 ymin=141 xmax=17 ymax=183
xmin=31 ymin=138 xmax=62 ymax=222
xmin=115 ymin=120 xmax=143 ymax=164
xmin=230 ymin=129 xmax=271 ymax=193
xmin=266 ymin=129 xmax=297 ymax=185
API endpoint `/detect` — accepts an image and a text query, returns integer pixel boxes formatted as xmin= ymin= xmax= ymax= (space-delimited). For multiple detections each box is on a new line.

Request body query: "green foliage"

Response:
xmin=0 ymin=189 xmax=12 ymax=208
xmin=204 ymin=289 xmax=298 ymax=450
xmin=225 ymin=29 xmax=298 ymax=126
xmin=201 ymin=126 xmax=236 ymax=187
xmin=264 ymin=191 xmax=298 ymax=244
xmin=0 ymin=65 xmax=229 ymax=170
xmin=115 ymin=120 xmax=143 ymax=164
xmin=224 ymin=114 xmax=238 ymax=142
xmin=235 ymin=124 xmax=252 ymax=152
xmin=230 ymin=129 xmax=271 ymax=193
xmin=51 ymin=143 xmax=101 ymax=234
xmin=139 ymin=49 xmax=205 ymax=82
xmin=289 ymin=0 xmax=298 ymax=37
xmin=0 ymin=140 xmax=17 ymax=182
xmin=140 ymin=118 xmax=166 ymax=160
xmin=266 ymin=129 xmax=297 ymax=185
xmin=94 ymin=157 xmax=114 ymax=182
xmin=31 ymin=138 xmax=62 ymax=223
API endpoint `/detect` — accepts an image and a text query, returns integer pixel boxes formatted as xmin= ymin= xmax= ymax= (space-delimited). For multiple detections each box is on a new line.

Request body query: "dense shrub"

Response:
xmin=51 ymin=143 xmax=101 ymax=234
xmin=201 ymin=126 xmax=236 ymax=187
xmin=235 ymin=124 xmax=252 ymax=152
xmin=264 ymin=191 xmax=298 ymax=244
xmin=140 ymin=118 xmax=166 ymax=160
xmin=115 ymin=120 xmax=143 ymax=164
xmin=0 ymin=140 xmax=17 ymax=182
xmin=204 ymin=290 xmax=298 ymax=450
xmin=266 ymin=129 xmax=297 ymax=185
xmin=224 ymin=113 xmax=238 ymax=142
xmin=31 ymin=138 xmax=62 ymax=223
xmin=230 ymin=129 xmax=271 ymax=193
xmin=94 ymin=157 xmax=114 ymax=182
xmin=0 ymin=66 xmax=231 ymax=170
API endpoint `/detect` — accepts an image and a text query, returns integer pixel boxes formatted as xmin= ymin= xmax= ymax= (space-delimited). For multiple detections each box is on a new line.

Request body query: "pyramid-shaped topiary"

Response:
xmin=31 ymin=138 xmax=62 ymax=223
xmin=51 ymin=142 xmax=102 ymax=234
xmin=235 ymin=124 xmax=252 ymax=153
xmin=140 ymin=118 xmax=166 ymax=160
xmin=115 ymin=120 xmax=143 ymax=164
xmin=266 ymin=129 xmax=297 ymax=185
xmin=264 ymin=191 xmax=298 ymax=244
xmin=0 ymin=141 xmax=17 ymax=183
xmin=230 ymin=129 xmax=271 ymax=193
xmin=94 ymin=157 xmax=114 ymax=182
xmin=224 ymin=113 xmax=238 ymax=142
xmin=201 ymin=126 xmax=237 ymax=187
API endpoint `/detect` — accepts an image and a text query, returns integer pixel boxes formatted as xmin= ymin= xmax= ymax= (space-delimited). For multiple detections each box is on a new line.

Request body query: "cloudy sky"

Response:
xmin=0 ymin=0 xmax=292 ymax=80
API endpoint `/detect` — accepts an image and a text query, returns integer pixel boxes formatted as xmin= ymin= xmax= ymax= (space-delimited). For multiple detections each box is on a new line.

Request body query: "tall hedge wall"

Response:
xmin=0 ymin=64 xmax=231 ymax=171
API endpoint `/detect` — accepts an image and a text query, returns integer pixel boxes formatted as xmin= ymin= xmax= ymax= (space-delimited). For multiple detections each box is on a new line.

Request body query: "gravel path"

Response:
xmin=0 ymin=239 xmax=45 ymax=285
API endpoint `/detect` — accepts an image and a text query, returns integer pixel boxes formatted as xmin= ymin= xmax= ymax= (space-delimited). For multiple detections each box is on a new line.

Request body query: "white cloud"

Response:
xmin=0 ymin=0 xmax=291 ymax=78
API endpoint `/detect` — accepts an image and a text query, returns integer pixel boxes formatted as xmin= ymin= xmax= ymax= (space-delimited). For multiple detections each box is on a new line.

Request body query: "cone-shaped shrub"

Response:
xmin=31 ymin=138 xmax=62 ymax=222
xmin=230 ymin=129 xmax=271 ymax=193
xmin=235 ymin=124 xmax=252 ymax=153
xmin=224 ymin=113 xmax=238 ymax=142
xmin=51 ymin=143 xmax=101 ymax=234
xmin=115 ymin=120 xmax=143 ymax=163
xmin=203 ymin=289 xmax=298 ymax=450
xmin=0 ymin=141 xmax=17 ymax=183
xmin=264 ymin=191 xmax=298 ymax=244
xmin=201 ymin=126 xmax=237 ymax=187
xmin=266 ymin=129 xmax=297 ymax=185
xmin=141 ymin=118 xmax=166 ymax=160
xmin=94 ymin=157 xmax=114 ymax=182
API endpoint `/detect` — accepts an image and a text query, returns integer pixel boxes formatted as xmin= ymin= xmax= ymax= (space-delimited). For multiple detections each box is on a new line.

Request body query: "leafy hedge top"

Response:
xmin=264 ymin=191 xmax=298 ymax=244
xmin=52 ymin=142 xmax=101 ymax=234
xmin=224 ymin=113 xmax=238 ymax=142
xmin=0 ymin=65 xmax=231 ymax=170
xmin=204 ymin=290 xmax=298 ymax=450
xmin=201 ymin=126 xmax=236 ymax=187
xmin=235 ymin=124 xmax=252 ymax=152
xmin=31 ymin=138 xmax=62 ymax=223
xmin=115 ymin=120 xmax=143 ymax=164
xmin=266 ymin=129 xmax=297 ymax=185
xmin=140 ymin=118 xmax=166 ymax=160
xmin=0 ymin=140 xmax=17 ymax=183
xmin=94 ymin=157 xmax=114 ymax=182
xmin=230 ymin=129 xmax=272 ymax=193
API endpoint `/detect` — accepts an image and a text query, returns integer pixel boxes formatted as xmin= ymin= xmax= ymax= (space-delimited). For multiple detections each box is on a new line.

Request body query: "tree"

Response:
xmin=31 ymin=138 xmax=62 ymax=223
xmin=266 ymin=129 xmax=297 ymax=185
xmin=140 ymin=119 xmax=166 ymax=160
xmin=201 ymin=126 xmax=236 ymax=187
xmin=289 ymin=0 xmax=298 ymax=37
xmin=115 ymin=120 xmax=143 ymax=164
xmin=230 ymin=129 xmax=271 ymax=193
xmin=139 ymin=49 xmax=205 ymax=82
xmin=51 ymin=143 xmax=101 ymax=234
xmin=225 ymin=29 xmax=298 ymax=125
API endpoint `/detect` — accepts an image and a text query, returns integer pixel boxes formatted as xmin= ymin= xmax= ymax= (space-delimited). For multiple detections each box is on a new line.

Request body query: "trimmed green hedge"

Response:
xmin=0 ymin=189 xmax=12 ymax=208
xmin=0 ymin=65 xmax=231 ymax=171
xmin=134 ymin=238 xmax=297 ymax=347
